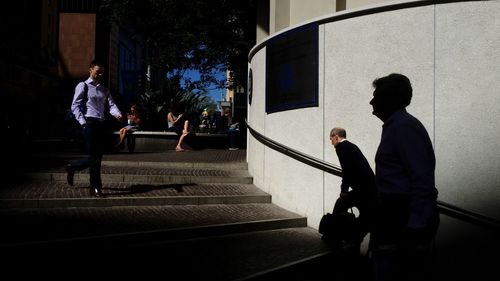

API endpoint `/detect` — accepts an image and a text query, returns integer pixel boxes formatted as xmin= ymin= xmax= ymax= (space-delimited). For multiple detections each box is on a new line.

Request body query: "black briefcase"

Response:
xmin=319 ymin=211 xmax=357 ymax=238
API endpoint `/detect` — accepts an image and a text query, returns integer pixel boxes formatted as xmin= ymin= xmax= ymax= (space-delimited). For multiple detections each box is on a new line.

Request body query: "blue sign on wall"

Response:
xmin=265 ymin=23 xmax=318 ymax=113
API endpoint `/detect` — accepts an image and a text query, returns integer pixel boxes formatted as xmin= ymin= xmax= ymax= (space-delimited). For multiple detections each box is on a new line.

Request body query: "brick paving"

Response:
xmin=0 ymin=203 xmax=305 ymax=244
xmin=0 ymin=147 xmax=347 ymax=280
xmin=0 ymin=182 xmax=266 ymax=199
xmin=103 ymin=148 xmax=247 ymax=163
xmin=1 ymin=147 xmax=310 ymax=247
xmin=6 ymin=148 xmax=251 ymax=199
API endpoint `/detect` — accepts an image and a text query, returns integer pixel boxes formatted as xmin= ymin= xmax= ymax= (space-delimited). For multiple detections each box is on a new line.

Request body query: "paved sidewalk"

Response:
xmin=3 ymin=148 xmax=248 ymax=200
xmin=102 ymin=148 xmax=247 ymax=164
xmin=27 ymin=147 xmax=247 ymax=168
xmin=0 ymin=147 xmax=373 ymax=280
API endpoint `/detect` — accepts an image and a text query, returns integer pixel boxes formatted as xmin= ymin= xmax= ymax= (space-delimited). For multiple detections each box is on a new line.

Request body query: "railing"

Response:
xmin=246 ymin=121 xmax=342 ymax=177
xmin=245 ymin=120 xmax=500 ymax=232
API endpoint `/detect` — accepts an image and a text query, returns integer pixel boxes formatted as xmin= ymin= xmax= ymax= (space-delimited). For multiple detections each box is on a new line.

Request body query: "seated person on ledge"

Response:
xmin=117 ymin=104 xmax=141 ymax=147
xmin=220 ymin=108 xmax=241 ymax=150
xmin=168 ymin=102 xmax=191 ymax=152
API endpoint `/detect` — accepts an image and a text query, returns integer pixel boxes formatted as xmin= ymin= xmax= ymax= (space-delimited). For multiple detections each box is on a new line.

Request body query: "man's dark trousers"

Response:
xmin=72 ymin=118 xmax=105 ymax=188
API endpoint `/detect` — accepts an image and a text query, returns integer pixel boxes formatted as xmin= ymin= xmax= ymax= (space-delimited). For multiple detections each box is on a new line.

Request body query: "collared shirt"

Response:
xmin=71 ymin=78 xmax=122 ymax=125
xmin=375 ymin=109 xmax=438 ymax=229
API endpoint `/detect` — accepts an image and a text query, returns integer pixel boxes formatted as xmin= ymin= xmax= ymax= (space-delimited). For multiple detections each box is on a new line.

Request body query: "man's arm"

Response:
xmin=336 ymin=144 xmax=353 ymax=193
xmin=70 ymin=82 xmax=87 ymax=126
xmin=397 ymin=124 xmax=437 ymax=230
xmin=106 ymin=90 xmax=123 ymax=121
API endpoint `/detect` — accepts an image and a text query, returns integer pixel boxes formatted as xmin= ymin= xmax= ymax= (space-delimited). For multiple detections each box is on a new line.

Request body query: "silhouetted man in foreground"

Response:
xmin=369 ymin=73 xmax=439 ymax=281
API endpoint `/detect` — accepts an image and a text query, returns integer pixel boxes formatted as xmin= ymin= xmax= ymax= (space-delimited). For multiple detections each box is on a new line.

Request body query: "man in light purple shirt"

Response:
xmin=66 ymin=60 xmax=123 ymax=197
xmin=369 ymin=73 xmax=439 ymax=281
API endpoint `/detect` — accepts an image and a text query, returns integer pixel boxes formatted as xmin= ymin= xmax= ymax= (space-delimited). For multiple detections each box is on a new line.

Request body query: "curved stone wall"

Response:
xmin=248 ymin=0 xmax=500 ymax=228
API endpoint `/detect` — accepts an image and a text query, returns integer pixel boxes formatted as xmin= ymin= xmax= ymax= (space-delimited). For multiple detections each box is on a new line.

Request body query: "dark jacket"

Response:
xmin=335 ymin=140 xmax=376 ymax=197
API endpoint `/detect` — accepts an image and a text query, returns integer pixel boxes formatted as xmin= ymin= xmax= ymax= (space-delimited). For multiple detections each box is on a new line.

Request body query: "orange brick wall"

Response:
xmin=58 ymin=13 xmax=96 ymax=80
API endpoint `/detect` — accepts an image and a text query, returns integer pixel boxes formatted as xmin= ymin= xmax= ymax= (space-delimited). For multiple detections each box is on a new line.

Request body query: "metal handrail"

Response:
xmin=245 ymin=120 xmax=342 ymax=177
xmin=245 ymin=120 xmax=500 ymax=231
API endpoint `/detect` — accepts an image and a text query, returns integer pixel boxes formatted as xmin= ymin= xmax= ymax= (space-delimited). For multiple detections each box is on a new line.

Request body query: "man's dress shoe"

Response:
xmin=91 ymin=187 xmax=105 ymax=198
xmin=65 ymin=165 xmax=75 ymax=186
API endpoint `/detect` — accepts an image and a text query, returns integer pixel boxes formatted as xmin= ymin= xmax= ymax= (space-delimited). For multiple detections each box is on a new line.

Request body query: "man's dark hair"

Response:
xmin=90 ymin=59 xmax=105 ymax=68
xmin=372 ymin=73 xmax=412 ymax=108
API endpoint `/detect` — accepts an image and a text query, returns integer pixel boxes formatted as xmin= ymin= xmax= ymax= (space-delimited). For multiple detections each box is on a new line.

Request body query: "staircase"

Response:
xmin=0 ymin=149 xmax=349 ymax=280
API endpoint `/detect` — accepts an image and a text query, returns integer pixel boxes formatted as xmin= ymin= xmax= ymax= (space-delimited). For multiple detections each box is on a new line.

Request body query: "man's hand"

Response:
xmin=116 ymin=114 xmax=124 ymax=122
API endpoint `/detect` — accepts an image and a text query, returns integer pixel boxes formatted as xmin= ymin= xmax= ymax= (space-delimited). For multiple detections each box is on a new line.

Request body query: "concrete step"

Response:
xmin=29 ymin=148 xmax=248 ymax=166
xmin=4 ymin=227 xmax=339 ymax=281
xmin=25 ymin=148 xmax=248 ymax=178
xmin=102 ymin=158 xmax=248 ymax=170
xmin=0 ymin=203 xmax=307 ymax=247
xmin=106 ymin=227 xmax=335 ymax=280
xmin=118 ymin=134 xmax=231 ymax=151
xmin=4 ymin=148 xmax=350 ymax=280
xmin=31 ymin=152 xmax=249 ymax=170
xmin=24 ymin=164 xmax=253 ymax=185
xmin=240 ymin=243 xmax=371 ymax=281
xmin=0 ymin=182 xmax=270 ymax=208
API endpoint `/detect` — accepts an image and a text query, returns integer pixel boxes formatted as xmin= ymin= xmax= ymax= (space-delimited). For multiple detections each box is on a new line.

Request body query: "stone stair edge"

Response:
xmin=23 ymin=172 xmax=254 ymax=184
xmin=102 ymin=160 xmax=248 ymax=169
xmin=2 ymin=226 xmax=342 ymax=281
xmin=0 ymin=194 xmax=273 ymax=208
xmin=1 ymin=217 xmax=308 ymax=249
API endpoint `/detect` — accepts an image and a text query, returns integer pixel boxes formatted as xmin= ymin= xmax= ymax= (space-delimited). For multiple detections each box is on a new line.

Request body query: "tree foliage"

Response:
xmin=138 ymin=75 xmax=213 ymax=130
xmin=100 ymin=0 xmax=256 ymax=91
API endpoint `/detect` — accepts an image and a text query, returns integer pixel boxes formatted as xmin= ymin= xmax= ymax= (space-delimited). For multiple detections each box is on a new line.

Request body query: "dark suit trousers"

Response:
xmin=72 ymin=118 xmax=105 ymax=188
